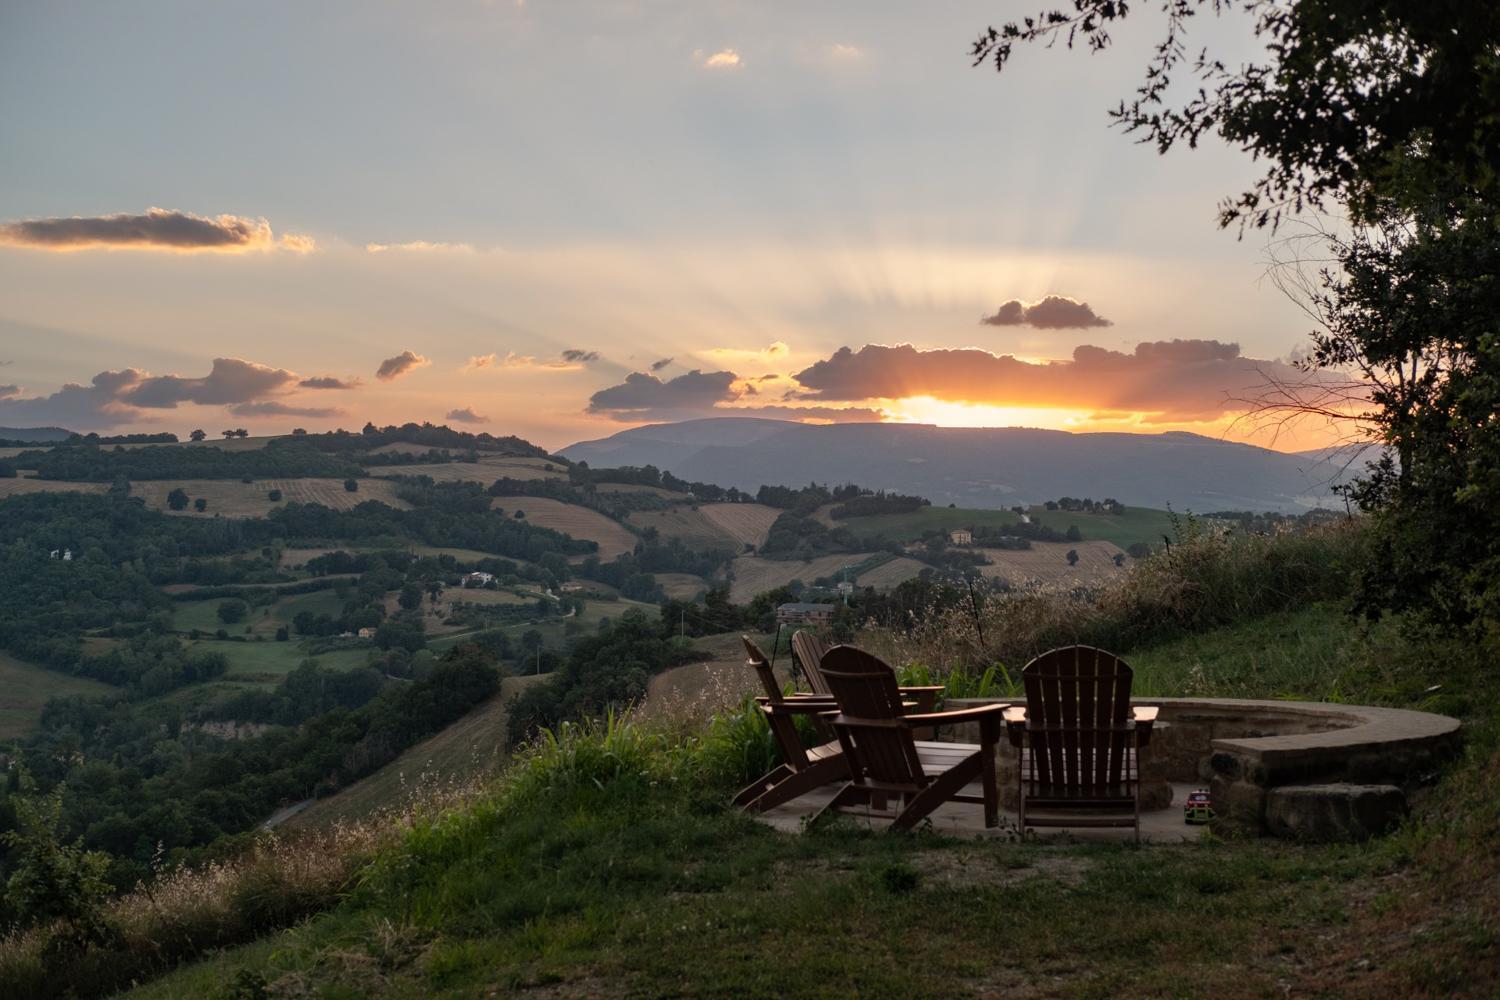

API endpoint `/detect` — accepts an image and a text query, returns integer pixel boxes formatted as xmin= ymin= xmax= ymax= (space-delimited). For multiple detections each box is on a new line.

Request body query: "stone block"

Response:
xmin=1264 ymin=783 xmax=1407 ymax=843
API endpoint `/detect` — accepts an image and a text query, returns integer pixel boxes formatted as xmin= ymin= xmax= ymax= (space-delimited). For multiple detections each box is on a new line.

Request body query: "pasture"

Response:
xmin=491 ymin=496 xmax=639 ymax=559
xmin=1024 ymin=505 xmax=1175 ymax=550
xmin=728 ymin=552 xmax=877 ymax=604
xmin=835 ymin=505 xmax=1021 ymax=541
xmin=853 ymin=555 xmax=930 ymax=589
xmin=0 ymin=652 xmax=116 ymax=739
xmin=131 ymin=478 xmax=412 ymax=517
xmin=976 ymin=539 xmax=1128 ymax=587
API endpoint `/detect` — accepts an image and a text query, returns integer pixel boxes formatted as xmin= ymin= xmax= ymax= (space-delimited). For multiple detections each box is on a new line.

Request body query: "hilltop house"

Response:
xmin=776 ymin=602 xmax=835 ymax=627
xmin=949 ymin=529 xmax=973 ymax=546
xmin=461 ymin=571 xmax=495 ymax=588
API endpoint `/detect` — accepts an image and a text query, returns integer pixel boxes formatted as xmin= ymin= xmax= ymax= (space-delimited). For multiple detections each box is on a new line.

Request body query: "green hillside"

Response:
xmin=0 ymin=653 xmax=116 ymax=739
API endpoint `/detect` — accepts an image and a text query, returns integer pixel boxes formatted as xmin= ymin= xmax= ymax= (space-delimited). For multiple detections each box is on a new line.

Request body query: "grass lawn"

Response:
xmin=0 ymin=652 xmax=116 ymax=739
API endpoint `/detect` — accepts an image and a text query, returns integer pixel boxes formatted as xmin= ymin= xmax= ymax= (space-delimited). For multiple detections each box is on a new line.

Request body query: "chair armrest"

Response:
xmin=897 ymin=685 xmax=944 ymax=711
xmin=1132 ymin=705 xmax=1158 ymax=747
xmin=902 ymin=703 xmax=1008 ymax=746
xmin=1003 ymin=706 xmax=1027 ymax=748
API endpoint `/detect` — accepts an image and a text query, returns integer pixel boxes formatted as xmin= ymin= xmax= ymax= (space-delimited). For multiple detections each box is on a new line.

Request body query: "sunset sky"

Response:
xmin=0 ymin=1 xmax=1345 ymax=452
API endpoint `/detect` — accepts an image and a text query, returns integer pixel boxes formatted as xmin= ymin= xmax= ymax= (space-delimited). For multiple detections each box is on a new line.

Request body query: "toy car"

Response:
xmin=1184 ymin=788 xmax=1215 ymax=824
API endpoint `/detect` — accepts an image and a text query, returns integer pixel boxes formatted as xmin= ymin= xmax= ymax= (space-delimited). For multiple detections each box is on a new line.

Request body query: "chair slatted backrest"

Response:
xmin=819 ymin=645 xmax=925 ymax=789
xmin=741 ymin=636 xmax=809 ymax=769
xmin=791 ymin=630 xmax=833 ymax=695
xmin=1022 ymin=646 xmax=1133 ymax=797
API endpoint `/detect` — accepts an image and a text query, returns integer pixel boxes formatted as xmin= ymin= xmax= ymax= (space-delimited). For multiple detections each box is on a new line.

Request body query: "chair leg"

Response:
xmin=981 ymin=741 xmax=998 ymax=829
xmin=810 ymin=783 xmax=867 ymax=826
xmin=733 ymin=764 xmax=791 ymax=809
xmin=892 ymin=755 xmax=981 ymax=832
xmin=743 ymin=757 xmax=849 ymax=814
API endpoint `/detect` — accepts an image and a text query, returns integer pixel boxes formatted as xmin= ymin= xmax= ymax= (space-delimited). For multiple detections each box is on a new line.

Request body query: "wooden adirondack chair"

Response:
xmin=792 ymin=630 xmax=944 ymax=712
xmin=1006 ymin=645 xmax=1158 ymax=842
xmin=730 ymin=636 xmax=848 ymax=814
xmin=814 ymin=645 xmax=1008 ymax=832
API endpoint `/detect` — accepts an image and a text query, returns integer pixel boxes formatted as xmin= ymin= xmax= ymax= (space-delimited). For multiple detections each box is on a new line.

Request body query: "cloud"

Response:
xmin=650 ymin=357 xmax=673 ymax=371
xmin=121 ymin=358 xmax=299 ymax=408
xmin=376 ymin=351 xmax=430 ymax=381
xmin=589 ymin=370 xmax=738 ymax=416
xmin=227 ymin=401 xmax=346 ymax=418
xmin=0 ymin=207 xmax=313 ymax=254
xmin=365 ymin=241 xmax=473 ymax=253
xmin=298 ymin=375 xmax=361 ymax=390
xmin=0 ymin=357 xmax=355 ymax=430
xmin=698 ymin=48 xmax=742 ymax=69
xmin=0 ymin=384 xmax=19 ymax=399
xmin=446 ymin=407 xmax=489 ymax=424
xmin=791 ymin=340 xmax=1338 ymax=421
xmin=981 ymin=295 xmax=1113 ymax=329
xmin=826 ymin=43 xmax=863 ymax=61
xmin=586 ymin=368 xmax=886 ymax=423
xmin=470 ymin=350 xmax=596 ymax=371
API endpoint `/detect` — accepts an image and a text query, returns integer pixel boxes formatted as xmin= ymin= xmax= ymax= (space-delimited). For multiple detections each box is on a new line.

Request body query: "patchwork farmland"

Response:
xmin=0 ymin=477 xmax=108 ymax=498
xmin=697 ymin=502 xmax=781 ymax=548
xmin=728 ymin=552 xmax=877 ymax=604
xmin=976 ymin=539 xmax=1128 ymax=587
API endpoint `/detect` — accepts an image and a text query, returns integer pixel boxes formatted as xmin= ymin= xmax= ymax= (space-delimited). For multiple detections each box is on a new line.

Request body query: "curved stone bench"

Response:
xmin=945 ymin=696 xmax=1461 ymax=841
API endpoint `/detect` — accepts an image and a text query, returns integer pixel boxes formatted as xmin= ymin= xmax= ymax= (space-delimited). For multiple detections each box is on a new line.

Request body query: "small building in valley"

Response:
xmin=461 ymin=571 xmax=495 ymax=588
xmin=949 ymin=529 xmax=973 ymax=546
xmin=776 ymin=602 xmax=836 ymax=627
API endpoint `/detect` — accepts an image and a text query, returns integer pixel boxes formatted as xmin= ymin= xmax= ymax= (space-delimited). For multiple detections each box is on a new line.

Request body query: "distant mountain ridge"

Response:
xmin=0 ymin=426 xmax=73 ymax=443
xmin=562 ymin=419 xmax=1354 ymax=512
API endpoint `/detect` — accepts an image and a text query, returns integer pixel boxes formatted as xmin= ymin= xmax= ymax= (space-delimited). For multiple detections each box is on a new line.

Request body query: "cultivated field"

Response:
xmin=0 ymin=447 xmax=34 ymax=459
xmin=655 ymin=573 xmax=710 ymax=601
xmin=0 ymin=477 xmax=108 ymax=498
xmin=976 ymin=539 xmax=1128 ymax=587
xmin=491 ymin=497 xmax=638 ymax=559
xmin=131 ymin=478 xmax=412 ymax=517
xmin=284 ymin=674 xmax=547 ymax=830
xmin=838 ymin=506 xmax=1021 ymax=541
xmin=728 ymin=552 xmax=878 ymax=604
xmin=698 ymin=503 xmax=781 ymax=548
xmin=0 ymin=652 xmax=116 ymax=739
xmin=627 ymin=507 xmax=738 ymax=551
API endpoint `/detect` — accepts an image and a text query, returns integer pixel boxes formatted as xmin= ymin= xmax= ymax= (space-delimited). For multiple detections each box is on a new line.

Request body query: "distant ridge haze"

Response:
xmin=561 ymin=418 xmax=1355 ymax=512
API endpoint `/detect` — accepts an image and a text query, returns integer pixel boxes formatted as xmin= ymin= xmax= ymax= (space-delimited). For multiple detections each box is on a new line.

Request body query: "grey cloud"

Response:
xmin=650 ymin=357 xmax=673 ymax=371
xmin=376 ymin=351 xmax=430 ymax=381
xmin=298 ymin=375 xmax=361 ymax=390
xmin=560 ymin=349 xmax=601 ymax=364
xmin=588 ymin=369 xmax=739 ymax=417
xmin=0 ymin=207 xmax=309 ymax=253
xmin=0 ymin=385 xmax=19 ymax=399
xmin=981 ymin=295 xmax=1113 ymax=329
xmin=121 ymin=358 xmax=298 ymax=408
xmin=446 ymin=407 xmax=489 ymax=424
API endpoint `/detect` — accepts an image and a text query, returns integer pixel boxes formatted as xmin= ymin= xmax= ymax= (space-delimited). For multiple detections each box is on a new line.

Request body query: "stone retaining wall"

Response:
xmin=943 ymin=696 xmax=1461 ymax=841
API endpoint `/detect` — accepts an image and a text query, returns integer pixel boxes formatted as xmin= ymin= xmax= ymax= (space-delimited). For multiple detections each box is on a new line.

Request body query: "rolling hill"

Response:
xmin=563 ymin=419 xmax=1354 ymax=513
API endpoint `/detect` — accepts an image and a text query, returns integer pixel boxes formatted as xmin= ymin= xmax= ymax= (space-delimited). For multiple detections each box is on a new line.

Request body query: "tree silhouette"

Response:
xmin=188 ymin=429 xmax=206 ymax=442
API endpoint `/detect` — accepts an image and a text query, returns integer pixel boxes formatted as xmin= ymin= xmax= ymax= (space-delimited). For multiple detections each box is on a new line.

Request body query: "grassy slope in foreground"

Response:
xmin=127 ymin=603 xmax=1498 ymax=998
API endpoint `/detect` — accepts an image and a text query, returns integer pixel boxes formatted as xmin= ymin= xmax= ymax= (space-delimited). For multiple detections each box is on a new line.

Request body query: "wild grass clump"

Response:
xmin=864 ymin=520 xmax=1368 ymax=681
xmin=0 ymin=822 xmax=385 ymax=1000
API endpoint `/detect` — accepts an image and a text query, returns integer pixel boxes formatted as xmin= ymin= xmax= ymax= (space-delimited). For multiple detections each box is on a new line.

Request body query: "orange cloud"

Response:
xmin=375 ymin=351 xmax=430 ymax=381
xmin=791 ymin=341 xmax=1359 ymax=422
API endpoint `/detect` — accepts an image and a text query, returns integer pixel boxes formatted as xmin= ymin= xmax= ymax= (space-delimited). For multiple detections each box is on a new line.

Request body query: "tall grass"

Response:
xmin=863 ymin=521 xmax=1367 ymax=681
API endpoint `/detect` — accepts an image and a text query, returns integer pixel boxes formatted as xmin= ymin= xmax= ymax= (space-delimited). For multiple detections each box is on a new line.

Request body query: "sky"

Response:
xmin=0 ymin=0 xmax=1350 ymax=452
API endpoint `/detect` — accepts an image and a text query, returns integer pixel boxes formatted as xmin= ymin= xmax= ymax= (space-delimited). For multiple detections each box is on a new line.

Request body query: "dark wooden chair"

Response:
xmin=792 ymin=629 xmax=944 ymax=711
xmin=730 ymin=636 xmax=848 ymax=814
xmin=1005 ymin=645 xmax=1158 ymax=843
xmin=815 ymin=645 xmax=1008 ymax=832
